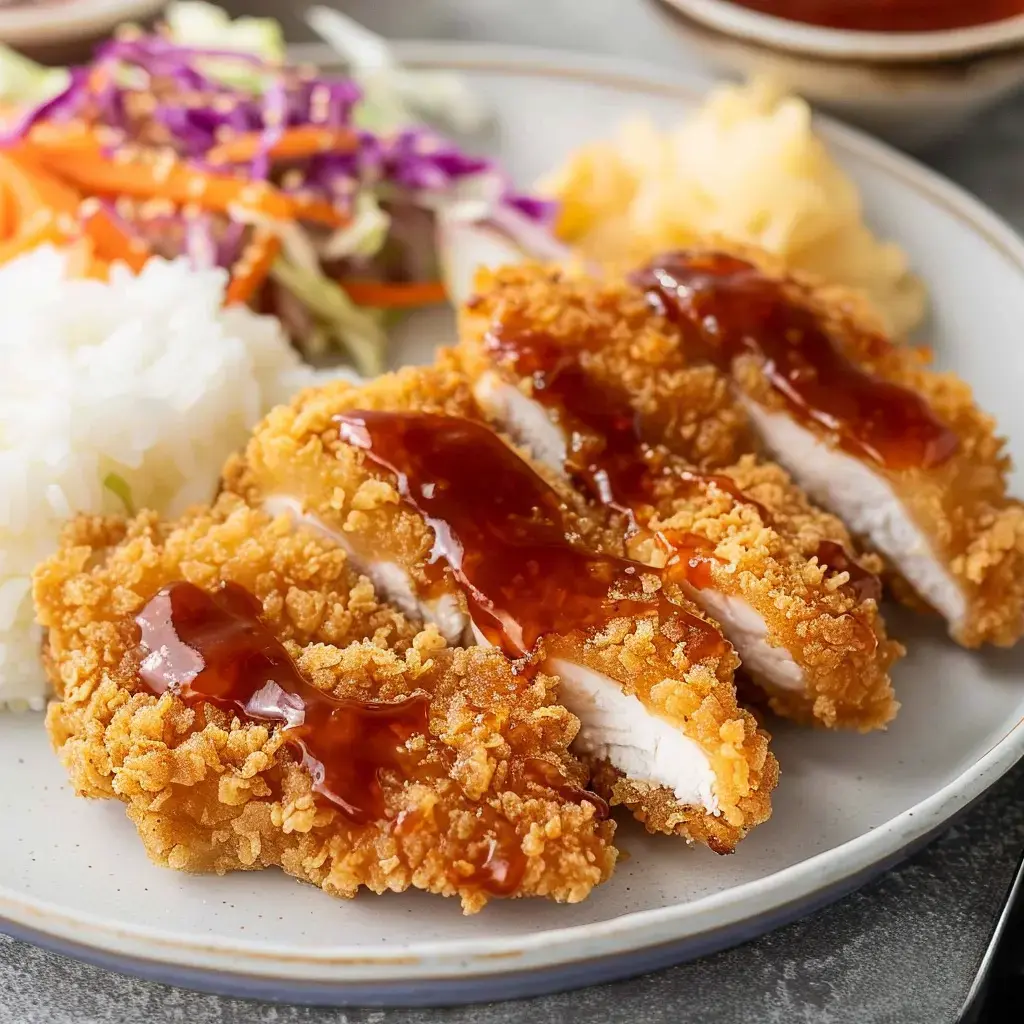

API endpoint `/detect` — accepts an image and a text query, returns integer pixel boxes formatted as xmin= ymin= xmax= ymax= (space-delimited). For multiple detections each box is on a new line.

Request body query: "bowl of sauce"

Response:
xmin=664 ymin=0 xmax=1024 ymax=60
xmin=658 ymin=0 xmax=1024 ymax=147
xmin=725 ymin=0 xmax=1024 ymax=35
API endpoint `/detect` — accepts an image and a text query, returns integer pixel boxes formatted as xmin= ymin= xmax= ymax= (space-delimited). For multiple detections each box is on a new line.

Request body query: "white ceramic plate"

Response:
xmin=0 ymin=0 xmax=164 ymax=49
xmin=3 ymin=42 xmax=1024 ymax=1007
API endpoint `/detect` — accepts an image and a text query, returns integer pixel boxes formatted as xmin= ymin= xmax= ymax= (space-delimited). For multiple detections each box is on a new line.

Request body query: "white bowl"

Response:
xmin=0 ymin=0 xmax=165 ymax=50
xmin=668 ymin=0 xmax=1024 ymax=61
xmin=660 ymin=0 xmax=1024 ymax=147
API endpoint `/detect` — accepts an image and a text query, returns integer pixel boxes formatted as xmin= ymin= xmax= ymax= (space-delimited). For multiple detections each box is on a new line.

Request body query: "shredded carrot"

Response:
xmin=24 ymin=120 xmax=102 ymax=155
xmin=0 ymin=151 xmax=80 ymax=229
xmin=226 ymin=229 xmax=280 ymax=306
xmin=0 ymin=180 xmax=13 ymax=241
xmin=25 ymin=140 xmax=348 ymax=228
xmin=64 ymin=236 xmax=102 ymax=279
xmin=339 ymin=278 xmax=449 ymax=309
xmin=78 ymin=200 xmax=151 ymax=273
xmin=207 ymin=126 xmax=358 ymax=167
xmin=0 ymin=213 xmax=68 ymax=264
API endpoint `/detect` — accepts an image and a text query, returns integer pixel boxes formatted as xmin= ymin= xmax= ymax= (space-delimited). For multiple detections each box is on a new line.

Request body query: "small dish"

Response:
xmin=665 ymin=0 xmax=1024 ymax=62
xmin=0 ymin=0 xmax=165 ymax=52
xmin=659 ymin=0 xmax=1024 ymax=147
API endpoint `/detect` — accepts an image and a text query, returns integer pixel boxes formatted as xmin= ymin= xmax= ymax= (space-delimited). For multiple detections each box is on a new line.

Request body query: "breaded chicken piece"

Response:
xmin=458 ymin=267 xmax=901 ymax=730
xmin=226 ymin=367 xmax=777 ymax=851
xmin=631 ymin=247 xmax=1024 ymax=648
xmin=465 ymin=257 xmax=1024 ymax=649
xmin=35 ymin=495 xmax=616 ymax=913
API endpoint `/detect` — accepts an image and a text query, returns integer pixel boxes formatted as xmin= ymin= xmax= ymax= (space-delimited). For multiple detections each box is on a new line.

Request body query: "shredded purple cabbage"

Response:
xmin=0 ymin=66 xmax=89 ymax=145
xmin=0 ymin=28 xmax=559 ymax=278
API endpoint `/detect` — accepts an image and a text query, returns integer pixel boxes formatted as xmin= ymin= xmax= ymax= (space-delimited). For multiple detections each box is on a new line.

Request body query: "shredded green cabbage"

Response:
xmin=270 ymin=256 xmax=387 ymax=376
xmin=165 ymin=2 xmax=285 ymax=90
xmin=0 ymin=44 xmax=69 ymax=106
xmin=306 ymin=5 xmax=487 ymax=134
xmin=322 ymin=192 xmax=391 ymax=262
xmin=102 ymin=472 xmax=136 ymax=516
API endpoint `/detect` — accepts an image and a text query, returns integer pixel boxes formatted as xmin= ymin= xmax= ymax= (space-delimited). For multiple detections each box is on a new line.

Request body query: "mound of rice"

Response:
xmin=0 ymin=248 xmax=317 ymax=709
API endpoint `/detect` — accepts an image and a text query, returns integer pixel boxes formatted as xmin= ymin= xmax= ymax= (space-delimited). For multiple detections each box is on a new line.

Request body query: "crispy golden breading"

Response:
xmin=35 ymin=495 xmax=616 ymax=913
xmin=226 ymin=366 xmax=777 ymax=850
xmin=632 ymin=462 xmax=901 ymax=730
xmin=223 ymin=363 xmax=622 ymax=638
xmin=712 ymin=242 xmax=1024 ymax=648
xmin=463 ymin=264 xmax=755 ymax=470
xmin=462 ymin=260 xmax=1024 ymax=649
xmin=458 ymin=270 xmax=901 ymax=729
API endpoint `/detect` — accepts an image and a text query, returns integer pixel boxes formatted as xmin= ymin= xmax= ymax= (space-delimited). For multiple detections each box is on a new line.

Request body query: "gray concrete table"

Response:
xmin=4 ymin=2 xmax=1024 ymax=1021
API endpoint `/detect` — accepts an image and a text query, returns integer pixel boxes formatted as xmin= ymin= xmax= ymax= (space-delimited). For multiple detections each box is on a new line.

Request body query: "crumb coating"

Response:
xmin=459 ymin=266 xmax=901 ymax=729
xmin=465 ymin=257 xmax=1024 ymax=647
xmin=34 ymin=495 xmax=616 ymax=913
xmin=713 ymin=242 xmax=1024 ymax=649
xmin=227 ymin=366 xmax=777 ymax=849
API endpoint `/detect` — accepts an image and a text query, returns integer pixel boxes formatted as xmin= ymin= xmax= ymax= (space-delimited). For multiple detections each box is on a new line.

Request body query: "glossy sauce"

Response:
xmin=634 ymin=252 xmax=958 ymax=471
xmin=457 ymin=814 xmax=527 ymax=896
xmin=136 ymin=580 xmax=429 ymax=823
xmin=483 ymin=324 xmax=770 ymax=527
xmin=815 ymin=541 xmax=883 ymax=604
xmin=725 ymin=0 xmax=1024 ymax=32
xmin=336 ymin=411 xmax=725 ymax=665
xmin=654 ymin=530 xmax=719 ymax=591
xmin=485 ymin=325 xmax=651 ymax=514
xmin=514 ymin=756 xmax=610 ymax=817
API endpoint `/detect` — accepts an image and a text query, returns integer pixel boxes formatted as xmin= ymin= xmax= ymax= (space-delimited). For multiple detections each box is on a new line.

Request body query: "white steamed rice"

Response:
xmin=0 ymin=247 xmax=319 ymax=709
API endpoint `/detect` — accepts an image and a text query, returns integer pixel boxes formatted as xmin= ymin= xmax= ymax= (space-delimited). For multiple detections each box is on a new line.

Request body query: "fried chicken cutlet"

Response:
xmin=226 ymin=367 xmax=778 ymax=851
xmin=34 ymin=494 xmax=616 ymax=913
xmin=458 ymin=265 xmax=902 ymax=730
xmin=632 ymin=248 xmax=1024 ymax=649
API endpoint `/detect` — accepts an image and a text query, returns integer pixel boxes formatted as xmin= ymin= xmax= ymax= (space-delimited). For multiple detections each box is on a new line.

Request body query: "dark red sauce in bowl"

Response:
xmin=722 ymin=0 xmax=1024 ymax=33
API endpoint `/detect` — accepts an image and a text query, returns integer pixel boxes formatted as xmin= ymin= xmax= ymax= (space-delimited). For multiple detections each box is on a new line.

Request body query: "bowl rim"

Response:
xmin=0 ymin=0 xmax=166 ymax=47
xmin=664 ymin=0 xmax=1024 ymax=61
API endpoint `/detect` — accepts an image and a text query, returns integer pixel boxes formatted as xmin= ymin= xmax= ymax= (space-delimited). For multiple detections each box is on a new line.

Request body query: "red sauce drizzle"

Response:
xmin=633 ymin=252 xmax=959 ymax=472
xmin=815 ymin=541 xmax=883 ymax=605
xmin=513 ymin=756 xmax=611 ymax=818
xmin=335 ymin=411 xmax=725 ymax=665
xmin=135 ymin=581 xmax=606 ymax=897
xmin=458 ymin=815 xmax=527 ymax=896
xmin=135 ymin=580 xmax=429 ymax=824
xmin=483 ymin=324 xmax=770 ymax=526
xmin=654 ymin=530 xmax=719 ymax=591
xmin=485 ymin=326 xmax=651 ymax=514
xmin=724 ymin=0 xmax=1024 ymax=32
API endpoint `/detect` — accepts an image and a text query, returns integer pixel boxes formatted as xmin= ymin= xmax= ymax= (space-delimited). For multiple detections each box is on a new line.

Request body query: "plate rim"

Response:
xmin=5 ymin=38 xmax=1024 ymax=987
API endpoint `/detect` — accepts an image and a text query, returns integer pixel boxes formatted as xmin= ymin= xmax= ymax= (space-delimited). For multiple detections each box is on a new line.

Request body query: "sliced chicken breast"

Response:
xmin=225 ymin=366 xmax=777 ymax=850
xmin=459 ymin=266 xmax=902 ymax=729
xmin=630 ymin=248 xmax=1024 ymax=648
xmin=35 ymin=494 xmax=617 ymax=914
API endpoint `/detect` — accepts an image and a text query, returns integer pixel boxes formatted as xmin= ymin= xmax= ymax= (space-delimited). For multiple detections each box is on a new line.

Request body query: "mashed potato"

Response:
xmin=540 ymin=78 xmax=925 ymax=338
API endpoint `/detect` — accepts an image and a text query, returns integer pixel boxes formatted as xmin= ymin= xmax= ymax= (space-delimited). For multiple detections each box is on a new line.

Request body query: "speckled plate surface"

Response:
xmin=2 ymin=42 xmax=1024 ymax=1007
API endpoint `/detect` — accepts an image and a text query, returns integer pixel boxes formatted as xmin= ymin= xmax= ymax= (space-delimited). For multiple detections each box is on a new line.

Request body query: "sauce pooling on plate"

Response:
xmin=633 ymin=251 xmax=959 ymax=471
xmin=136 ymin=580 xmax=429 ymax=823
xmin=724 ymin=0 xmax=1024 ymax=32
xmin=335 ymin=410 xmax=725 ymax=664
